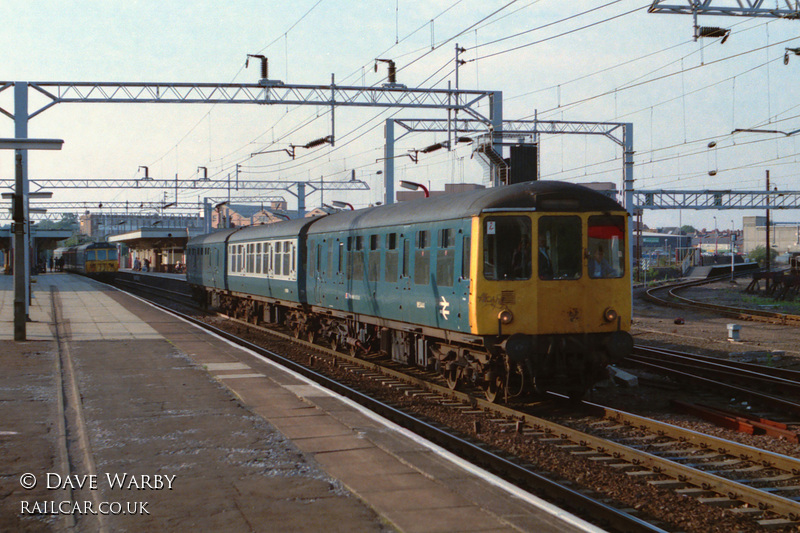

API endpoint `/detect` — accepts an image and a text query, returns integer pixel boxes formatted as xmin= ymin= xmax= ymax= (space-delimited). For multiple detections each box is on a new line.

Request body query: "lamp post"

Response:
xmin=331 ymin=200 xmax=354 ymax=210
xmin=399 ymin=180 xmax=430 ymax=198
xmin=713 ymin=216 xmax=718 ymax=255
xmin=0 ymin=138 xmax=63 ymax=341
xmin=730 ymin=219 xmax=735 ymax=282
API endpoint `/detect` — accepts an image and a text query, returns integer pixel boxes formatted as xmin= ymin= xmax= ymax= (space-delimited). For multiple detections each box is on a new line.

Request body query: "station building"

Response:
xmin=742 ymin=216 xmax=800 ymax=255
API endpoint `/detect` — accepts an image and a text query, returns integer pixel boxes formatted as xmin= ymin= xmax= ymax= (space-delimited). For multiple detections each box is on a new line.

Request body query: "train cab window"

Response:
xmin=483 ymin=217 xmax=532 ymax=281
xmin=414 ymin=230 xmax=430 ymax=285
xmin=385 ymin=233 xmax=398 ymax=281
xmin=368 ymin=235 xmax=380 ymax=282
xmin=436 ymin=228 xmax=455 ymax=287
xmin=588 ymin=216 xmax=624 ymax=279
xmin=538 ymin=216 xmax=581 ymax=280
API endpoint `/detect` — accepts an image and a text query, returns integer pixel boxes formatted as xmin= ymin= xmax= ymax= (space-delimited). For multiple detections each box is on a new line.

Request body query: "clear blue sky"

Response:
xmin=2 ymin=1 xmax=799 ymax=231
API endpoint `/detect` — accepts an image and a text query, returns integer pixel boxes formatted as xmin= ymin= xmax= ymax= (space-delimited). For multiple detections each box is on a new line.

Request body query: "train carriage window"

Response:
xmin=349 ymin=236 xmax=364 ymax=281
xmin=588 ymin=215 xmax=624 ymax=278
xmin=385 ymin=233 xmax=398 ymax=281
xmin=368 ymin=234 xmax=380 ymax=282
xmin=483 ymin=217 xmax=532 ymax=281
xmin=247 ymin=243 xmax=254 ymax=273
xmin=288 ymin=241 xmax=295 ymax=276
xmin=538 ymin=216 xmax=581 ymax=280
xmin=461 ymin=235 xmax=471 ymax=279
xmin=436 ymin=228 xmax=455 ymax=287
xmin=414 ymin=230 xmax=430 ymax=285
xmin=264 ymin=243 xmax=271 ymax=274
xmin=255 ymin=243 xmax=262 ymax=274
xmin=401 ymin=238 xmax=409 ymax=278
xmin=274 ymin=242 xmax=283 ymax=276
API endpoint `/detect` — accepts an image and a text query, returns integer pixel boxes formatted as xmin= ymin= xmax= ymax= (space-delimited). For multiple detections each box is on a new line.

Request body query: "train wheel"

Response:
xmin=306 ymin=330 xmax=317 ymax=344
xmin=445 ymin=365 xmax=459 ymax=390
xmin=484 ymin=375 xmax=504 ymax=403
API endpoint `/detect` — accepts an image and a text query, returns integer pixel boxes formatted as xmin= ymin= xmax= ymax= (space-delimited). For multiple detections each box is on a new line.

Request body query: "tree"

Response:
xmin=747 ymin=245 xmax=778 ymax=267
xmin=34 ymin=213 xmax=79 ymax=231
xmin=680 ymin=225 xmax=696 ymax=234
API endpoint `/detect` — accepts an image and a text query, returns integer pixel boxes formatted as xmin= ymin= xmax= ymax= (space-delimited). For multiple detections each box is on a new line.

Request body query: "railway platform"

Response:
xmin=0 ymin=272 xmax=601 ymax=533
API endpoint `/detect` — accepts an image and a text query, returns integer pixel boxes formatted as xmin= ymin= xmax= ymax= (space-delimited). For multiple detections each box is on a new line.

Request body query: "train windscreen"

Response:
xmin=587 ymin=215 xmax=625 ymax=278
xmin=538 ymin=216 xmax=581 ymax=280
xmin=483 ymin=216 xmax=532 ymax=281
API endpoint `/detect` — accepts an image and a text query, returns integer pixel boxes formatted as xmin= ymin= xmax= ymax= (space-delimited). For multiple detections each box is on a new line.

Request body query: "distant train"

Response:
xmin=187 ymin=181 xmax=633 ymax=401
xmin=54 ymin=242 xmax=119 ymax=277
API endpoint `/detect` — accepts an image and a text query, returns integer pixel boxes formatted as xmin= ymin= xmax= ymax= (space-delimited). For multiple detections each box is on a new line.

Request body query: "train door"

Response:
xmin=312 ymin=240 xmax=327 ymax=305
xmin=212 ymin=247 xmax=221 ymax=287
xmin=399 ymin=236 xmax=411 ymax=291
xmin=453 ymin=230 xmax=471 ymax=332
xmin=433 ymin=227 xmax=463 ymax=330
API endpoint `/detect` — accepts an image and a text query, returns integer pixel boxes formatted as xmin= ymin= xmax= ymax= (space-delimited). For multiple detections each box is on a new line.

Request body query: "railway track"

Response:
xmin=644 ymin=273 xmax=800 ymax=326
xmin=626 ymin=345 xmax=800 ymax=416
xmin=116 ymin=276 xmax=800 ymax=531
xmin=118 ymin=288 xmax=664 ymax=533
xmin=213 ymin=312 xmax=800 ymax=530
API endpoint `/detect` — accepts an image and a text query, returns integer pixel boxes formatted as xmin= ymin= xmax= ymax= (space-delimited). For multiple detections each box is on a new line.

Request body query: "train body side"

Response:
xmin=306 ymin=216 xmax=473 ymax=336
xmin=186 ymin=229 xmax=237 ymax=291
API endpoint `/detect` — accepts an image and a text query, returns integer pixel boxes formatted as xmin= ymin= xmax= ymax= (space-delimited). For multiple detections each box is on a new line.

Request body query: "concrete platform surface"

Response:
xmin=0 ymin=273 xmax=602 ymax=533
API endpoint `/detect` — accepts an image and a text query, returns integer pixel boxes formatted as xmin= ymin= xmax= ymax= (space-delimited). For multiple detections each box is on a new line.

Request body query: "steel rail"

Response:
xmin=644 ymin=274 xmax=800 ymax=326
xmin=627 ymin=356 xmax=800 ymax=416
xmin=629 ymin=349 xmax=800 ymax=396
xmin=113 ymin=284 xmax=661 ymax=533
xmin=120 ymin=275 xmax=800 ymax=525
xmin=637 ymin=345 xmax=800 ymax=381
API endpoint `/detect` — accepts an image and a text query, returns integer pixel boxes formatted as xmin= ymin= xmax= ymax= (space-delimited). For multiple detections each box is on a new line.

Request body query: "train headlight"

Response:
xmin=603 ymin=307 xmax=618 ymax=323
xmin=498 ymin=310 xmax=514 ymax=325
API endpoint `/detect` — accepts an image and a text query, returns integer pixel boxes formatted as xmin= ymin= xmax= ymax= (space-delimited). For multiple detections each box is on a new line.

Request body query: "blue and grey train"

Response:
xmin=186 ymin=181 xmax=633 ymax=400
xmin=54 ymin=242 xmax=119 ymax=277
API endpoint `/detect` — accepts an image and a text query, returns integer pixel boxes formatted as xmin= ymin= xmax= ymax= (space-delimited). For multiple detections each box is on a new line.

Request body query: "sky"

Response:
xmin=1 ymin=0 xmax=800 ymax=232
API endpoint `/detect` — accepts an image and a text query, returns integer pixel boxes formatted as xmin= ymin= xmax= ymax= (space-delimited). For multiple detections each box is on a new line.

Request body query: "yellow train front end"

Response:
xmin=78 ymin=243 xmax=119 ymax=278
xmin=85 ymin=260 xmax=118 ymax=274
xmin=469 ymin=208 xmax=633 ymax=399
